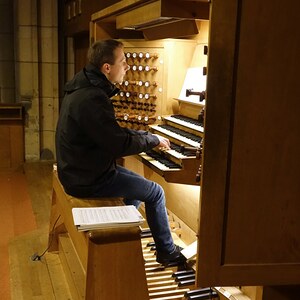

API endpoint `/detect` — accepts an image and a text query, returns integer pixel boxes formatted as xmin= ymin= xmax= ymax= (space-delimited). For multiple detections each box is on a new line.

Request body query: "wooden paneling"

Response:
xmin=64 ymin=0 xmax=120 ymax=36
xmin=0 ymin=105 xmax=24 ymax=170
xmin=197 ymin=0 xmax=300 ymax=287
xmin=74 ymin=34 xmax=90 ymax=73
xmin=91 ymin=0 xmax=209 ymax=40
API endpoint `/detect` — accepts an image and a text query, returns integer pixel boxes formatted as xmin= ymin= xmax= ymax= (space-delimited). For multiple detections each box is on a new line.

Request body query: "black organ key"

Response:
xmin=146 ymin=242 xmax=156 ymax=247
xmin=187 ymin=291 xmax=219 ymax=299
xmin=172 ymin=268 xmax=196 ymax=287
xmin=141 ymin=228 xmax=152 ymax=238
xmin=172 ymin=269 xmax=195 ymax=277
xmin=185 ymin=288 xmax=219 ymax=299
xmin=171 ymin=114 xmax=203 ymax=127
xmin=169 ymin=142 xmax=197 ymax=157
xmin=158 ymin=124 xmax=202 ymax=143
xmin=145 ymin=150 xmax=181 ymax=169
xmin=175 ymin=274 xmax=196 ymax=282
xmin=163 ymin=260 xmax=186 ymax=268
xmin=185 ymin=287 xmax=213 ymax=296
xmin=178 ymin=279 xmax=196 ymax=287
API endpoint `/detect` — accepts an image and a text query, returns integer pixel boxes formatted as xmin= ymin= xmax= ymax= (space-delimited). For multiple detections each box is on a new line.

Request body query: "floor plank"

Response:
xmin=9 ymin=230 xmax=54 ymax=299
xmin=3 ymin=162 xmax=72 ymax=300
xmin=0 ymin=168 xmax=37 ymax=300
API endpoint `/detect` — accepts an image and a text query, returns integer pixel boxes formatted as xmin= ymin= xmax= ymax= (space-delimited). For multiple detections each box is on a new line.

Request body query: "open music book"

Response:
xmin=72 ymin=205 xmax=145 ymax=231
xmin=181 ymin=240 xmax=197 ymax=260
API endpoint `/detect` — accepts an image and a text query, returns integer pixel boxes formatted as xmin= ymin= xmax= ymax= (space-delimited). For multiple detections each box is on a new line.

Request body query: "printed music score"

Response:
xmin=72 ymin=205 xmax=145 ymax=231
xmin=181 ymin=240 xmax=197 ymax=259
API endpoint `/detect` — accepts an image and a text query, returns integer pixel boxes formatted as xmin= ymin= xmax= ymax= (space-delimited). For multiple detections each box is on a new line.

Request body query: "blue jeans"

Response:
xmin=91 ymin=165 xmax=175 ymax=254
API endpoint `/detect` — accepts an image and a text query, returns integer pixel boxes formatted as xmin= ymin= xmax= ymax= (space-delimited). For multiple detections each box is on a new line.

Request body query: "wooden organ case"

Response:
xmin=58 ymin=0 xmax=300 ymax=299
xmin=197 ymin=0 xmax=300 ymax=299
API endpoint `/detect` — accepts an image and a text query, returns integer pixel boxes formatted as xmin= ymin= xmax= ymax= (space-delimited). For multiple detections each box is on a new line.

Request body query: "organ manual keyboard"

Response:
xmin=138 ymin=112 xmax=204 ymax=185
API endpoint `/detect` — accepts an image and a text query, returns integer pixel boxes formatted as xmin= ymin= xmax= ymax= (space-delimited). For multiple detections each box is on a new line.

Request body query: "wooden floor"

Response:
xmin=1 ymin=162 xmax=72 ymax=300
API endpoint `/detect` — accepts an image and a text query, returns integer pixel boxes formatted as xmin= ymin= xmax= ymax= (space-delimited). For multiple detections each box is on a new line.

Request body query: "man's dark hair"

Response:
xmin=87 ymin=39 xmax=124 ymax=68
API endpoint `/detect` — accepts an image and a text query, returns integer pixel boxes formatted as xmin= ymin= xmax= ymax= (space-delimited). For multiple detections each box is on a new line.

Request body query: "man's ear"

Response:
xmin=102 ymin=63 xmax=111 ymax=74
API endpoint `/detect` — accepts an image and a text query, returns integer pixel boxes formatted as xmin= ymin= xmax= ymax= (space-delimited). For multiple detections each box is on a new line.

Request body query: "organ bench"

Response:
xmin=48 ymin=170 xmax=149 ymax=300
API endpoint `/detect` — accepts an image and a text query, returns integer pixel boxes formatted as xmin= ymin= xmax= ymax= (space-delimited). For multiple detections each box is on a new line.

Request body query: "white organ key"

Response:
xmin=164 ymin=115 xmax=204 ymax=133
xmin=165 ymin=149 xmax=193 ymax=159
xmin=147 ymin=275 xmax=173 ymax=282
xmin=148 ymin=285 xmax=184 ymax=292
xmin=150 ymin=159 xmax=171 ymax=171
xmin=147 ymin=280 xmax=175 ymax=287
xmin=149 ymin=288 xmax=190 ymax=298
xmin=139 ymin=152 xmax=181 ymax=171
xmin=146 ymin=270 xmax=173 ymax=277
xmin=151 ymin=125 xmax=200 ymax=148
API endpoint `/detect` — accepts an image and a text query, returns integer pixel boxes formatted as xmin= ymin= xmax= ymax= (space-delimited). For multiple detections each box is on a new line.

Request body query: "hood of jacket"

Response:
xmin=64 ymin=63 xmax=119 ymax=98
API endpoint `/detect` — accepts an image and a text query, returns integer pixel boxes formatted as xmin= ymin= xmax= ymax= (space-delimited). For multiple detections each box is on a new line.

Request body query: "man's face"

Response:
xmin=106 ymin=46 xmax=129 ymax=84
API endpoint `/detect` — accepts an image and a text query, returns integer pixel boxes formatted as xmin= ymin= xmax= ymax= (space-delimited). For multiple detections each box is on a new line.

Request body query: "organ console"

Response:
xmin=53 ymin=21 xmax=213 ymax=299
xmin=56 ymin=0 xmax=300 ymax=299
xmin=110 ymin=36 xmax=207 ymax=189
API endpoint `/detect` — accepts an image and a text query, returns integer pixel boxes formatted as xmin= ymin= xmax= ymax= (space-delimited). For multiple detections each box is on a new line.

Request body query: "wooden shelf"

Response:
xmin=0 ymin=104 xmax=24 ymax=170
xmin=0 ymin=104 xmax=23 ymax=121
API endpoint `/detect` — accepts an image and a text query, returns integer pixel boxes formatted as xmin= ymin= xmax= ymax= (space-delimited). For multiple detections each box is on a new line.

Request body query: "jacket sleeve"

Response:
xmin=75 ymin=92 xmax=160 ymax=158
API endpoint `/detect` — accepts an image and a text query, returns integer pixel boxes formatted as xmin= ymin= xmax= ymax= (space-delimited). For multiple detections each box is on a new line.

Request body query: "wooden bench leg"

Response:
xmin=86 ymin=227 xmax=149 ymax=300
xmin=48 ymin=188 xmax=67 ymax=252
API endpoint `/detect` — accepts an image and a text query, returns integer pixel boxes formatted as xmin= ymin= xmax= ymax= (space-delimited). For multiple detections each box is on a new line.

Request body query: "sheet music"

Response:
xmin=178 ymin=67 xmax=206 ymax=102
xmin=72 ymin=205 xmax=144 ymax=230
xmin=181 ymin=240 xmax=197 ymax=259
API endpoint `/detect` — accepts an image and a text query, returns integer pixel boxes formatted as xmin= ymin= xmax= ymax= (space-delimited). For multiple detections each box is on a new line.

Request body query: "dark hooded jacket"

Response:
xmin=55 ymin=64 xmax=159 ymax=197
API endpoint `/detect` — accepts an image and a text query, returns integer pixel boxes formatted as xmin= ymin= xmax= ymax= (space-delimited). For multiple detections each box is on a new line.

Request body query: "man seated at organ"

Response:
xmin=55 ymin=39 xmax=186 ymax=265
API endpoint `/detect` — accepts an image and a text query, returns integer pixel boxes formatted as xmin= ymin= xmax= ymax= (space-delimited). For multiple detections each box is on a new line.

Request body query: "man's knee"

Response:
xmin=152 ymin=182 xmax=165 ymax=199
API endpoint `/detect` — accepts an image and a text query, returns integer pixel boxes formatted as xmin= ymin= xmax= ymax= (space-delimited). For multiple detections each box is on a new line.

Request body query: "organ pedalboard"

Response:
xmin=141 ymin=228 xmax=219 ymax=300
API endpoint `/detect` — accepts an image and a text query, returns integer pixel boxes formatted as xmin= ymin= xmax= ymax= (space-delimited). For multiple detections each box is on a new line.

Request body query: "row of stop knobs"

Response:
xmin=118 ymin=91 xmax=157 ymax=100
xmin=125 ymin=52 xmax=158 ymax=60
xmin=120 ymin=80 xmax=157 ymax=87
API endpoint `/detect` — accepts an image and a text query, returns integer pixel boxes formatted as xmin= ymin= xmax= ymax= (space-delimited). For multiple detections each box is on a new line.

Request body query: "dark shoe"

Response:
xmin=156 ymin=245 xmax=186 ymax=265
